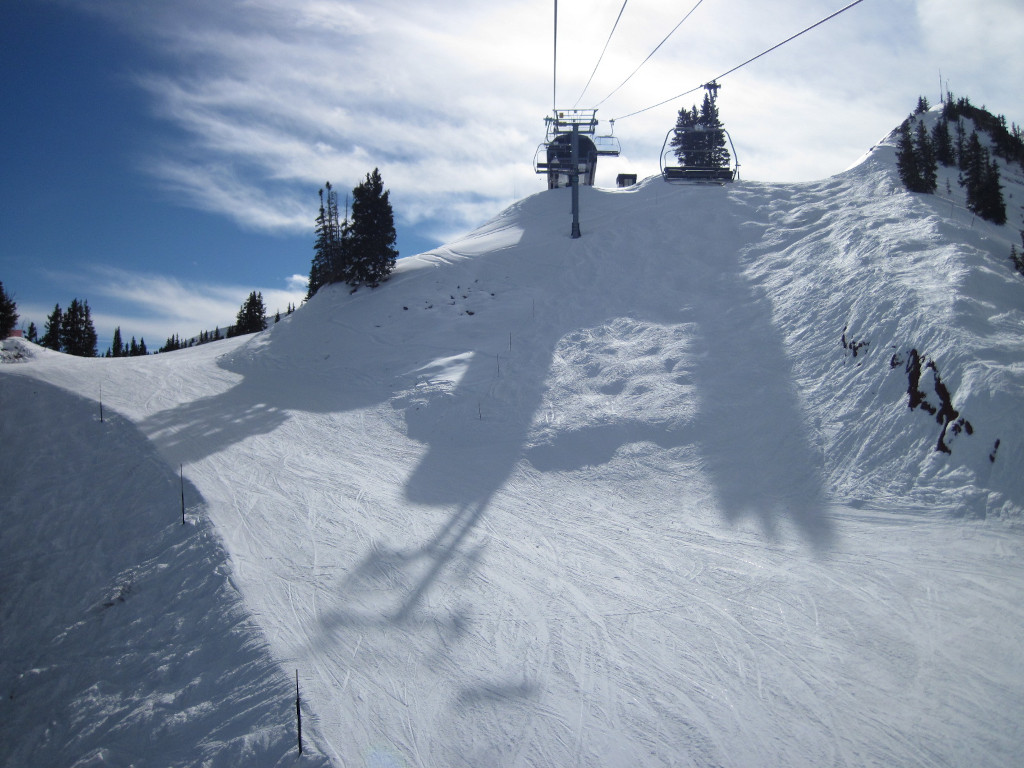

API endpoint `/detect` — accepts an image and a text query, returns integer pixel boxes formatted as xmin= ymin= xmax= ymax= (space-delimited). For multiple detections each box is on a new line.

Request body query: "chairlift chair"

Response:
xmin=534 ymin=109 xmax=620 ymax=190
xmin=660 ymin=125 xmax=739 ymax=183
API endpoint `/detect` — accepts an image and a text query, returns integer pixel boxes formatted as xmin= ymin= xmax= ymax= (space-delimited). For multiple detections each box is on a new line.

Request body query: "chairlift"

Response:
xmin=660 ymin=81 xmax=739 ymax=183
xmin=595 ymin=119 xmax=621 ymax=156
xmin=534 ymin=109 xmax=620 ymax=190
xmin=660 ymin=125 xmax=739 ymax=183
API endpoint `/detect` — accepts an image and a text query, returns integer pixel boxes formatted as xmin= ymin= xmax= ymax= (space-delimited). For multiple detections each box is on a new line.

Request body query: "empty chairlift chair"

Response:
xmin=660 ymin=124 xmax=739 ymax=183
xmin=534 ymin=109 xmax=620 ymax=190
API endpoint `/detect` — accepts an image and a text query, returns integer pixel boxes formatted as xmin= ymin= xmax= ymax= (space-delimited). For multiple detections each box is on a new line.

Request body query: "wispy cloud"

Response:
xmin=69 ymin=0 xmax=1022 ymax=242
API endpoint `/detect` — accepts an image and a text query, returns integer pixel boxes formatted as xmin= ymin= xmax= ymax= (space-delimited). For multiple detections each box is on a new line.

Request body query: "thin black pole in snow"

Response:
xmin=296 ymin=669 xmax=303 ymax=755
xmin=99 ymin=382 xmax=104 ymax=423
xmin=180 ymin=464 xmax=185 ymax=525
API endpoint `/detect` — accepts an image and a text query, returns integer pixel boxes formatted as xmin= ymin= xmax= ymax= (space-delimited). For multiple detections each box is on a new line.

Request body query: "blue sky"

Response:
xmin=2 ymin=0 xmax=1020 ymax=351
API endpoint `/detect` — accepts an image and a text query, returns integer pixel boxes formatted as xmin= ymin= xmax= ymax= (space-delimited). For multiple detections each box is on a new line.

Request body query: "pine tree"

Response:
xmin=160 ymin=334 xmax=179 ymax=353
xmin=41 ymin=304 xmax=64 ymax=351
xmin=931 ymin=117 xmax=955 ymax=167
xmin=327 ymin=185 xmax=352 ymax=285
xmin=915 ymin=95 xmax=930 ymax=114
xmin=669 ymin=105 xmax=700 ymax=165
xmin=698 ymin=90 xmax=730 ymax=170
xmin=233 ymin=291 xmax=267 ymax=335
xmin=0 ymin=281 xmax=17 ymax=339
xmin=111 ymin=326 xmax=124 ymax=358
xmin=26 ymin=322 xmax=38 ymax=343
xmin=669 ymin=87 xmax=730 ymax=172
xmin=62 ymin=298 xmax=97 ymax=357
xmin=895 ymin=121 xmax=921 ymax=190
xmin=308 ymin=182 xmax=351 ymax=296
xmin=914 ymin=121 xmax=937 ymax=193
xmin=981 ymin=158 xmax=1007 ymax=225
xmin=138 ymin=338 xmax=147 ymax=356
xmin=308 ymin=186 xmax=331 ymax=298
xmin=1011 ymin=244 xmax=1024 ymax=277
xmin=347 ymin=168 xmax=398 ymax=287
xmin=955 ymin=120 xmax=968 ymax=171
xmin=958 ymin=131 xmax=1007 ymax=224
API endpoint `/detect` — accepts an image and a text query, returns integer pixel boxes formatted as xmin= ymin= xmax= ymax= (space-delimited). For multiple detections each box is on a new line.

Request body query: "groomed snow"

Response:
xmin=3 ymin=118 xmax=1024 ymax=766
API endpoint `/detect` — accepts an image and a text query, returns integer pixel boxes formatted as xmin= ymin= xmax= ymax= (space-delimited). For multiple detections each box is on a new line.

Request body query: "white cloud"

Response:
xmin=69 ymin=0 xmax=1021 ymax=238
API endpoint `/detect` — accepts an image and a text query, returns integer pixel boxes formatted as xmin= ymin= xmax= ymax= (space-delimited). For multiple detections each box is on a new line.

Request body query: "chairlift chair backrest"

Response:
xmin=534 ymin=108 xmax=619 ymax=189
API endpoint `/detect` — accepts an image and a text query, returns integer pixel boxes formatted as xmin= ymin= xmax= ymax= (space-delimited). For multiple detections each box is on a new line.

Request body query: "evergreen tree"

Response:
xmin=41 ymin=303 xmax=64 ymax=351
xmin=328 ymin=186 xmax=352 ymax=285
xmin=669 ymin=87 xmax=730 ymax=171
xmin=26 ymin=321 xmax=38 ymax=343
xmin=931 ymin=116 xmax=955 ymax=167
xmin=955 ymin=119 xmax=968 ymax=171
xmin=0 ymin=281 xmax=17 ymax=339
xmin=233 ymin=291 xmax=267 ymax=335
xmin=698 ymin=90 xmax=730 ymax=169
xmin=138 ymin=337 xmax=147 ymax=356
xmin=308 ymin=186 xmax=331 ymax=298
xmin=1011 ymin=244 xmax=1024 ymax=277
xmin=915 ymin=95 xmax=930 ymax=114
xmin=347 ymin=168 xmax=398 ymax=287
xmin=960 ymin=130 xmax=985 ymax=210
xmin=160 ymin=334 xmax=179 ymax=353
xmin=981 ymin=158 xmax=1007 ymax=225
xmin=308 ymin=182 xmax=350 ymax=296
xmin=959 ymin=131 xmax=1007 ymax=224
xmin=111 ymin=326 xmax=124 ymax=358
xmin=914 ymin=120 xmax=937 ymax=193
xmin=895 ymin=121 xmax=921 ymax=190
xmin=669 ymin=105 xmax=700 ymax=165
xmin=62 ymin=298 xmax=97 ymax=357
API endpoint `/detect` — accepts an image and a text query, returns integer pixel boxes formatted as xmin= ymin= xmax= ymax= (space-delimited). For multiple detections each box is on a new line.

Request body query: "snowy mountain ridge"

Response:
xmin=3 ymin=119 xmax=1024 ymax=767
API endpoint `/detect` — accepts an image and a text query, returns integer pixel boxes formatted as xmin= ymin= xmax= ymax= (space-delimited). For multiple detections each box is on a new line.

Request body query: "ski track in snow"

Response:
xmin=3 ymin=122 xmax=1024 ymax=766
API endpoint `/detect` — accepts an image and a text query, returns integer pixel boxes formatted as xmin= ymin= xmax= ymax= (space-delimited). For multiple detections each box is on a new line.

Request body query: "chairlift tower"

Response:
xmin=534 ymin=108 xmax=620 ymax=237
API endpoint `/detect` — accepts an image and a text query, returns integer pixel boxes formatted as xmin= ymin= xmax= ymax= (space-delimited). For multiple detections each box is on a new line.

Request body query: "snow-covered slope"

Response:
xmin=0 ymin=370 xmax=330 ymax=768
xmin=3 ymin=124 xmax=1024 ymax=767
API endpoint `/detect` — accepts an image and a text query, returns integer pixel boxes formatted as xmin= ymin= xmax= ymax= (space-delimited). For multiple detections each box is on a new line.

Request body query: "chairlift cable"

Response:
xmin=572 ymin=0 xmax=630 ymax=109
xmin=553 ymin=0 xmax=558 ymax=110
xmin=612 ymin=0 xmax=869 ymax=121
xmin=594 ymin=0 xmax=708 ymax=109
